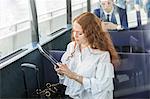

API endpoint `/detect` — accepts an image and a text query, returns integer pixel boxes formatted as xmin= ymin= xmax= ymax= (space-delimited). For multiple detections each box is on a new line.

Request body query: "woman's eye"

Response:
xmin=78 ymin=32 xmax=83 ymax=35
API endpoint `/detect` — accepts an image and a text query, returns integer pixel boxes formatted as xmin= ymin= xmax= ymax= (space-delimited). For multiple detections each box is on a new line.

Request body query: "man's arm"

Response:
xmin=103 ymin=22 xmax=122 ymax=30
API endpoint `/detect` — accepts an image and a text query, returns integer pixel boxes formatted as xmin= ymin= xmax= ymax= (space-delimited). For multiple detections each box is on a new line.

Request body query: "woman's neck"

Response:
xmin=79 ymin=43 xmax=90 ymax=51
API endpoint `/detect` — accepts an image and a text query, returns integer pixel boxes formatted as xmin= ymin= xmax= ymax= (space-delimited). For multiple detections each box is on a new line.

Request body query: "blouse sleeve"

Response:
xmin=82 ymin=52 xmax=114 ymax=95
xmin=59 ymin=42 xmax=75 ymax=83
xmin=61 ymin=42 xmax=75 ymax=64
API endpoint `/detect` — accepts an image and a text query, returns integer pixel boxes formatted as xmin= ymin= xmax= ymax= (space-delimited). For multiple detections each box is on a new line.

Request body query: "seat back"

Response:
xmin=49 ymin=50 xmax=65 ymax=62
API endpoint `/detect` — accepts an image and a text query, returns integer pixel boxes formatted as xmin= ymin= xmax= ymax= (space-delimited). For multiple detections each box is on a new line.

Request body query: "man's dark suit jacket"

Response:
xmin=94 ymin=8 xmax=117 ymax=24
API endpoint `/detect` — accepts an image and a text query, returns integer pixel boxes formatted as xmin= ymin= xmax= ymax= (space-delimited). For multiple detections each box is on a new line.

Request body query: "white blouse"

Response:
xmin=59 ymin=42 xmax=114 ymax=99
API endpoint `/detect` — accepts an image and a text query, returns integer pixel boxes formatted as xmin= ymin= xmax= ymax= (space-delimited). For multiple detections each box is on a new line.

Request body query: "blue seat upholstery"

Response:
xmin=42 ymin=50 xmax=65 ymax=83
xmin=114 ymin=52 xmax=149 ymax=90
xmin=49 ymin=50 xmax=65 ymax=62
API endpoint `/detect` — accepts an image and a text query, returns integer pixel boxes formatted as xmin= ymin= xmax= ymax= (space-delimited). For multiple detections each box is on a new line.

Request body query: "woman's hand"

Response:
xmin=55 ymin=63 xmax=74 ymax=79
xmin=55 ymin=64 xmax=64 ymax=75
xmin=55 ymin=63 xmax=83 ymax=84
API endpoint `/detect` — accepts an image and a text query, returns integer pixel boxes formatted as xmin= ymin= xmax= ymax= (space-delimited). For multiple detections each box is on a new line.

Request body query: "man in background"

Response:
xmin=94 ymin=0 xmax=117 ymax=23
xmin=94 ymin=0 xmax=122 ymax=30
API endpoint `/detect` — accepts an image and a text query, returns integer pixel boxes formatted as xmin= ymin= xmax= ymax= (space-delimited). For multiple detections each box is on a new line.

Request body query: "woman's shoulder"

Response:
xmin=91 ymin=49 xmax=111 ymax=62
xmin=67 ymin=41 xmax=75 ymax=47
xmin=91 ymin=49 xmax=109 ymax=55
xmin=66 ymin=42 xmax=76 ymax=52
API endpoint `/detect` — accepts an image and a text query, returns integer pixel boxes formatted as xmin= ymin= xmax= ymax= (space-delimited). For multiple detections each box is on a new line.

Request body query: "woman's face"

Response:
xmin=72 ymin=21 xmax=87 ymax=45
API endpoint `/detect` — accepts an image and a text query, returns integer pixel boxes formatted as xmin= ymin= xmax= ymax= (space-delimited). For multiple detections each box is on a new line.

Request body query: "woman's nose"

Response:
xmin=74 ymin=32 xmax=78 ymax=38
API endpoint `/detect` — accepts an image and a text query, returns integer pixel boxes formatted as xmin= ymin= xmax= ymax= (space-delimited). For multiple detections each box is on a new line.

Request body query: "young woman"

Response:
xmin=55 ymin=12 xmax=119 ymax=99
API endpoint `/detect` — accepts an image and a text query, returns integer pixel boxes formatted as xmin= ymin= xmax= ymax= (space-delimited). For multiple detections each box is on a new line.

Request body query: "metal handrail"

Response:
xmin=0 ymin=1 xmax=87 ymax=31
xmin=0 ymin=19 xmax=30 ymax=30
xmin=0 ymin=26 xmax=30 ymax=40
xmin=38 ymin=1 xmax=87 ymax=17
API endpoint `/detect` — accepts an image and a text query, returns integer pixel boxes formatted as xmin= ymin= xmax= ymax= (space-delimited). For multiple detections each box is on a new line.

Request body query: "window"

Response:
xmin=35 ymin=0 xmax=67 ymax=42
xmin=91 ymin=0 xmax=99 ymax=12
xmin=126 ymin=0 xmax=148 ymax=28
xmin=72 ymin=0 xmax=87 ymax=20
xmin=0 ymin=0 xmax=32 ymax=58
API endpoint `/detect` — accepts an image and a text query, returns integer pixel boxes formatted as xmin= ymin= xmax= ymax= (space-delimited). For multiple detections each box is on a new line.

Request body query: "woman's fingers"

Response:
xmin=55 ymin=68 xmax=64 ymax=75
xmin=56 ymin=63 xmax=62 ymax=67
xmin=54 ymin=65 xmax=58 ymax=70
xmin=55 ymin=63 xmax=70 ymax=76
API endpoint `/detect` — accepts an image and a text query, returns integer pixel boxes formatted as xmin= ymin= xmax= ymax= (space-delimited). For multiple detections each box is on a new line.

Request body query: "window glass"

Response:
xmin=72 ymin=0 xmax=87 ymax=20
xmin=91 ymin=0 xmax=100 ymax=12
xmin=114 ymin=0 xmax=149 ymax=29
xmin=126 ymin=0 xmax=148 ymax=28
xmin=35 ymin=0 xmax=67 ymax=42
xmin=0 ymin=0 xmax=32 ymax=57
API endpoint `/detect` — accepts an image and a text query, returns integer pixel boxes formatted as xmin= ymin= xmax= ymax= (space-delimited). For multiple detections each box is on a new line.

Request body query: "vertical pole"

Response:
xmin=136 ymin=11 xmax=142 ymax=27
xmin=87 ymin=0 xmax=91 ymax=12
xmin=66 ymin=0 xmax=72 ymax=24
xmin=29 ymin=0 xmax=39 ymax=45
